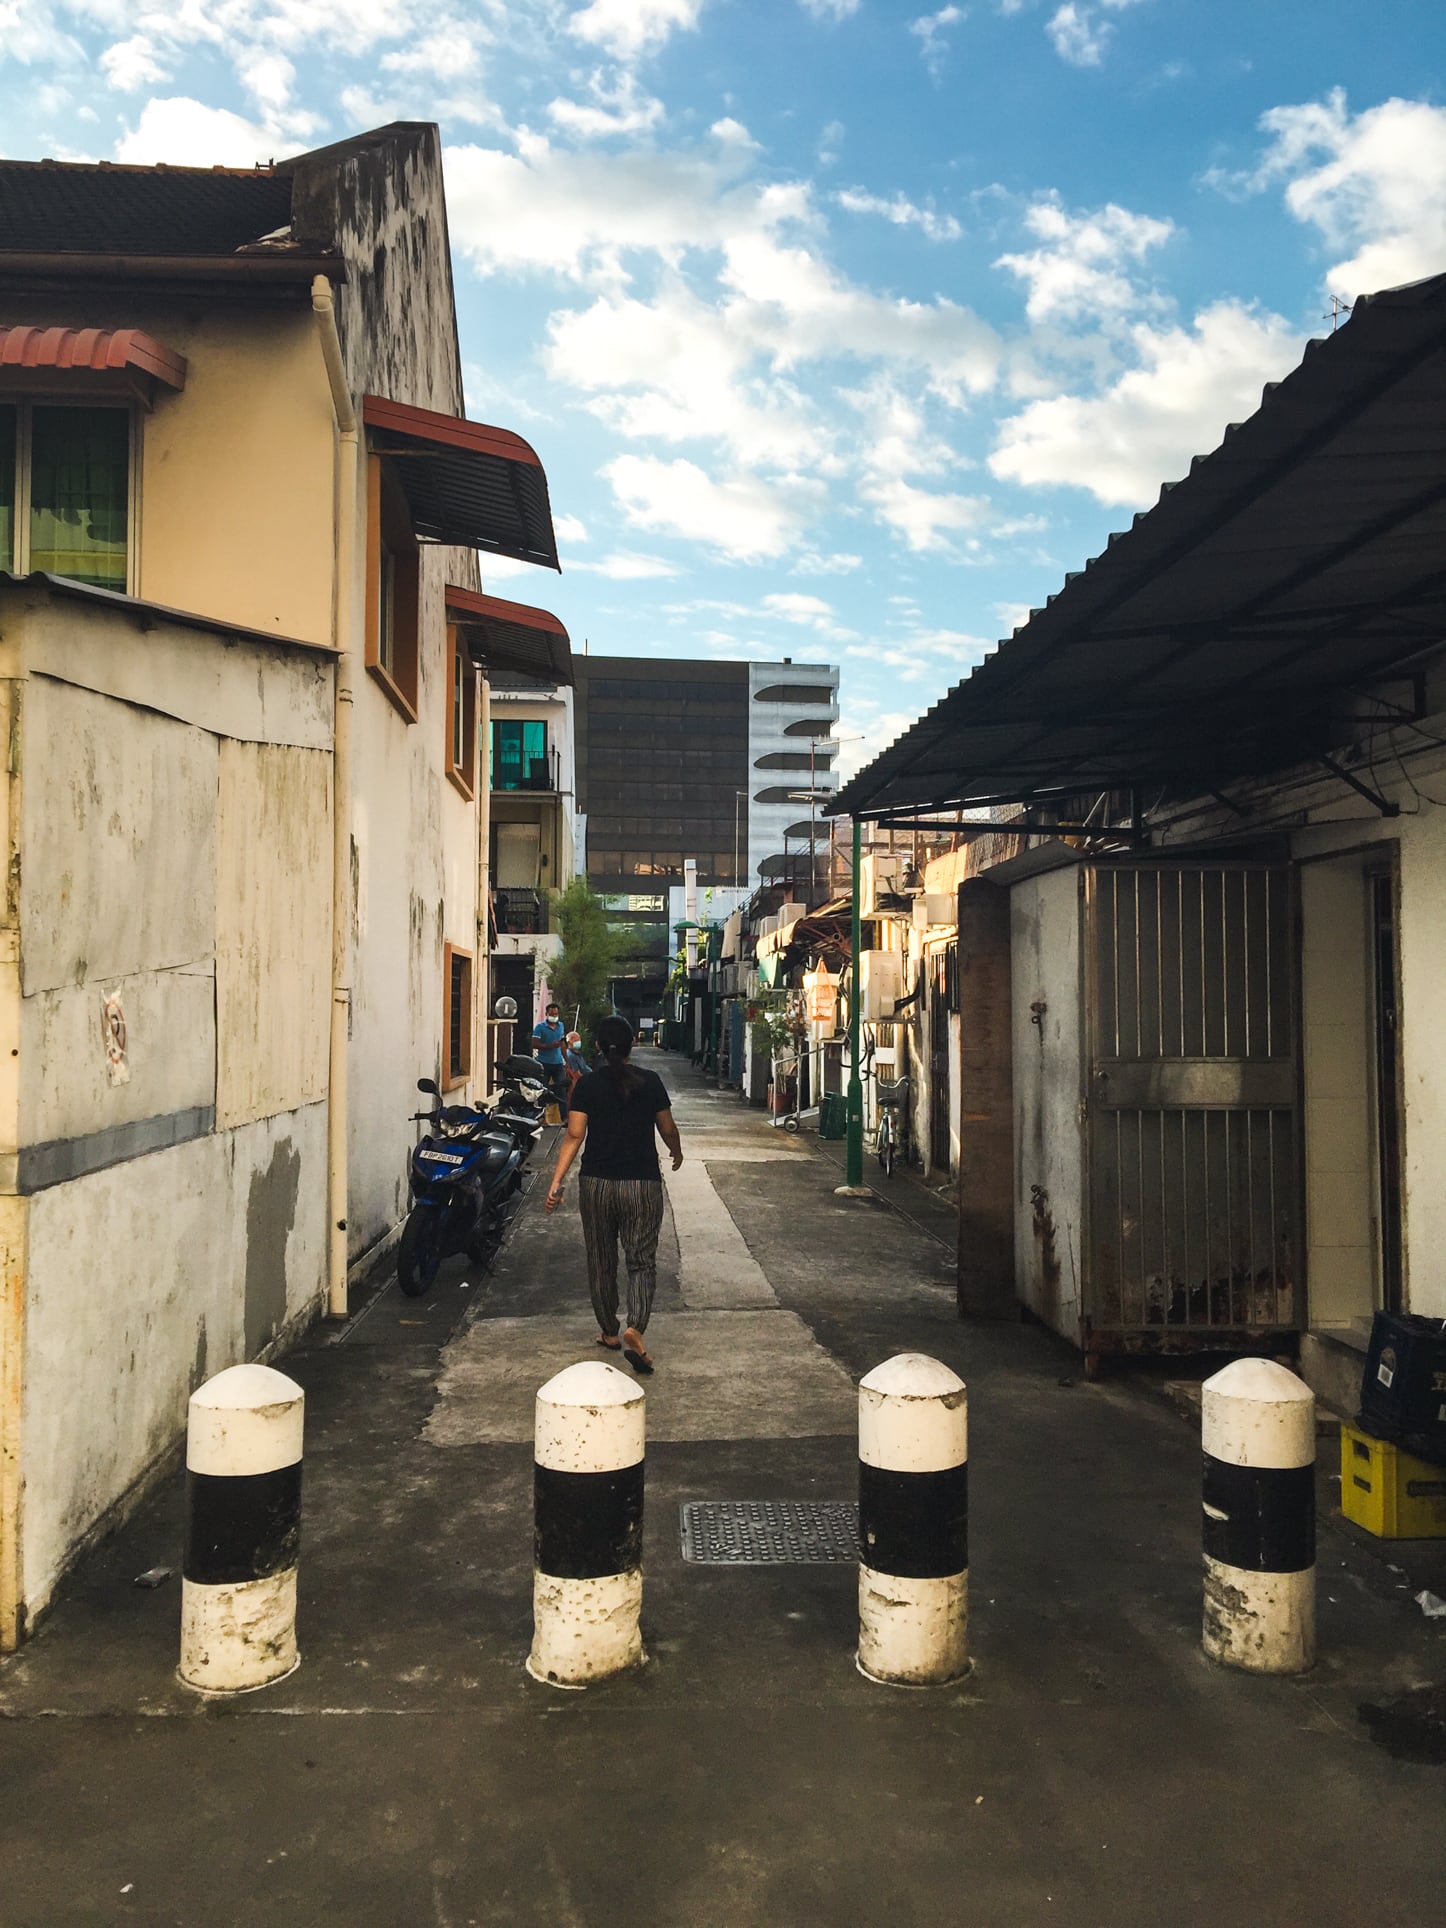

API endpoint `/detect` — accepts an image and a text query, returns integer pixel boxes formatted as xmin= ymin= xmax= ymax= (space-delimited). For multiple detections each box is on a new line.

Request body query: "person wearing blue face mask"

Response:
xmin=532 ymin=1002 xmax=568 ymax=1107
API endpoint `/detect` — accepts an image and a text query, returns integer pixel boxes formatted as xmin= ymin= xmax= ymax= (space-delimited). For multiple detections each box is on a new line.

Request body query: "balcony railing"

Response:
xmin=495 ymin=887 xmax=547 ymax=935
xmin=493 ymin=745 xmax=562 ymax=794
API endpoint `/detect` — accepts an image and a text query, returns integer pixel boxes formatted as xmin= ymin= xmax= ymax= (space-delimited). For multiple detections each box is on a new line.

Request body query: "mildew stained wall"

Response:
xmin=295 ymin=128 xmax=490 ymax=1256
xmin=0 ymin=586 xmax=334 ymax=1637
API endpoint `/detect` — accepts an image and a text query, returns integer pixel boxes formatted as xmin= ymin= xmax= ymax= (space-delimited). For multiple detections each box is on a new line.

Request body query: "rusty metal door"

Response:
xmin=1084 ymin=864 xmax=1299 ymax=1350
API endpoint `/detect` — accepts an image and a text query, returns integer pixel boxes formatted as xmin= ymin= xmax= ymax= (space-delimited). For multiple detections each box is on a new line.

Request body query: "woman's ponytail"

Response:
xmin=594 ymin=1014 xmax=643 ymax=1097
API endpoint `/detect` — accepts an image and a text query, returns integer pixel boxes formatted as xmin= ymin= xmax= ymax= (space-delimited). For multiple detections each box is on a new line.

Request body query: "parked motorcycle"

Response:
xmin=487 ymin=1054 xmax=552 ymax=1154
xmin=397 ymin=1079 xmax=523 ymax=1297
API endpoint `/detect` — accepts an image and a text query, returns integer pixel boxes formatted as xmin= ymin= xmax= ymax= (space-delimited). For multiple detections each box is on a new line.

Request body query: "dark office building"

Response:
xmin=574 ymin=653 xmax=840 ymax=1018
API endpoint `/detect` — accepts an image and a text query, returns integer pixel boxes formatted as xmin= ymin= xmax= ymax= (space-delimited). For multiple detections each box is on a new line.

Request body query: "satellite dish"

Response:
xmin=493 ymin=995 xmax=519 ymax=1020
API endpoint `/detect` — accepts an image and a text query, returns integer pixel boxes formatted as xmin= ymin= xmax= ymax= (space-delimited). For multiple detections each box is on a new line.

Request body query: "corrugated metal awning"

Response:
xmin=833 ymin=272 xmax=1446 ymax=821
xmin=0 ymin=324 xmax=186 ymax=390
xmin=364 ymin=395 xmax=559 ymax=570
xmin=446 ymin=586 xmax=573 ymax=686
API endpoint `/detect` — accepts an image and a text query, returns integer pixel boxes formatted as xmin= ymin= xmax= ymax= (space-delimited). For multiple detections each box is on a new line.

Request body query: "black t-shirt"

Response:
xmin=570 ymin=1067 xmax=671 ymax=1180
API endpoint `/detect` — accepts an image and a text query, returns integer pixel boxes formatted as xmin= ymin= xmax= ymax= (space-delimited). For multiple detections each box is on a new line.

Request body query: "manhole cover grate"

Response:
xmin=680 ymin=1500 xmax=858 ymax=1564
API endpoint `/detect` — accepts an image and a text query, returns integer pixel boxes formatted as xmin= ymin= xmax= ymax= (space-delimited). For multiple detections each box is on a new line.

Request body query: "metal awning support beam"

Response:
xmin=1317 ymin=753 xmax=1400 ymax=816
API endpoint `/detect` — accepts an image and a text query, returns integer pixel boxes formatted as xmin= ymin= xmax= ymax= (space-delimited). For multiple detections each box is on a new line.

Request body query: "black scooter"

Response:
xmin=397 ymin=1079 xmax=523 ymax=1297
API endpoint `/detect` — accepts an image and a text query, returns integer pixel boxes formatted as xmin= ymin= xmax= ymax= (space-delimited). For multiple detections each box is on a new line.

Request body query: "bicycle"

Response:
xmin=861 ymin=1035 xmax=910 ymax=1177
xmin=874 ymin=1071 xmax=911 ymax=1177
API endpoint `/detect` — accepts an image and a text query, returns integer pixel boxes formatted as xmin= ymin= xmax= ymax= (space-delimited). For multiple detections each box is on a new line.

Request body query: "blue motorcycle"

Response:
xmin=397 ymin=1078 xmax=524 ymax=1297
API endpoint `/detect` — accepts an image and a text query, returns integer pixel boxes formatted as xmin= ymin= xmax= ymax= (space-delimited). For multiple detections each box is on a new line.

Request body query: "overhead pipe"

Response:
xmin=313 ymin=276 xmax=357 ymax=1320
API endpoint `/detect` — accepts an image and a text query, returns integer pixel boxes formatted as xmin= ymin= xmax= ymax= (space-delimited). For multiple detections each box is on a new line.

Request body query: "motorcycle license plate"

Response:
xmin=418 ymin=1149 xmax=466 ymax=1166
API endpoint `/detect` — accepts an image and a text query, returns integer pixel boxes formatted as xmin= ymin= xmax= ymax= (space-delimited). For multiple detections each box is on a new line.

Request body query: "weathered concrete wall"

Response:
xmin=300 ymin=126 xmax=488 ymax=1260
xmin=21 ymin=1102 xmax=326 ymax=1622
xmin=1011 ymin=865 xmax=1084 ymax=1341
xmin=216 ymin=742 xmax=332 ymax=1130
xmin=0 ymin=588 xmax=335 ymax=1640
xmin=19 ymin=676 xmax=218 ymax=1154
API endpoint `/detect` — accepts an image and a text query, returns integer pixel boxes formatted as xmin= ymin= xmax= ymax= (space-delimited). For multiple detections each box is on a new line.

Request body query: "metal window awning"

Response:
xmin=445 ymin=585 xmax=573 ymax=686
xmin=363 ymin=395 xmax=560 ymax=570
xmin=832 ymin=271 xmax=1446 ymax=823
xmin=0 ymin=324 xmax=187 ymax=395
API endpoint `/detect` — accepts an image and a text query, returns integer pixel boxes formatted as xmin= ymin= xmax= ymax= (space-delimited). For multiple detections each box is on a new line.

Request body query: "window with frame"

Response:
xmin=443 ymin=944 xmax=474 ymax=1090
xmin=445 ymin=625 xmax=478 ymax=798
xmin=365 ymin=454 xmax=420 ymax=721
xmin=0 ymin=401 xmax=131 ymax=590
xmin=491 ymin=718 xmax=550 ymax=791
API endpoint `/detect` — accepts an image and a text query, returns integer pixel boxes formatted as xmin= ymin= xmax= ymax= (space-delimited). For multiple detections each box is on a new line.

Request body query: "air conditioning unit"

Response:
xmin=859 ymin=948 xmax=904 ymax=1022
xmin=912 ymin=892 xmax=957 ymax=928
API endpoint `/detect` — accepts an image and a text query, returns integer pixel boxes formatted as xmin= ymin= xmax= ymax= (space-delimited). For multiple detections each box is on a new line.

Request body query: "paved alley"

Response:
xmin=1 ymin=1053 xmax=1443 ymax=1926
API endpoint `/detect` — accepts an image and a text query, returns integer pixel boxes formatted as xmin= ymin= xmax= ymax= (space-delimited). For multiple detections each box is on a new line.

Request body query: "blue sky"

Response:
xmin=4 ymin=0 xmax=1443 ymax=774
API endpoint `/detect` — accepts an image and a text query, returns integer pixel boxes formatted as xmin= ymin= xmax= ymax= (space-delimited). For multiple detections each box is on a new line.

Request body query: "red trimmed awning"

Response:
xmin=446 ymin=586 xmax=572 ymax=686
xmin=0 ymin=325 xmax=187 ymax=390
xmin=363 ymin=395 xmax=559 ymax=571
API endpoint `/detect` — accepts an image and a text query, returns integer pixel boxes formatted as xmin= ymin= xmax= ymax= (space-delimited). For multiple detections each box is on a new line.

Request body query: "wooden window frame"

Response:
xmin=444 ymin=623 xmax=477 ymax=799
xmin=443 ymin=943 xmax=474 ymax=1091
xmin=365 ymin=453 xmax=420 ymax=722
xmin=0 ymin=395 xmax=137 ymax=592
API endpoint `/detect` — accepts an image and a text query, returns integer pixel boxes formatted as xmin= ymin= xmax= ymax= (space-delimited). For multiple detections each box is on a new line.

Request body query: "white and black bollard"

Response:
xmin=857 ymin=1353 xmax=969 ymax=1686
xmin=180 ymin=1363 xmax=304 ymax=1694
xmin=527 ymin=1361 xmax=645 ymax=1688
xmin=1201 ymin=1358 xmax=1316 ymax=1674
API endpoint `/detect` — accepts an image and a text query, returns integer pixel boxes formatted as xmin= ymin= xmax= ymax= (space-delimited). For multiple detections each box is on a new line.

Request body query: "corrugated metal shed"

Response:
xmin=833 ymin=272 xmax=1446 ymax=821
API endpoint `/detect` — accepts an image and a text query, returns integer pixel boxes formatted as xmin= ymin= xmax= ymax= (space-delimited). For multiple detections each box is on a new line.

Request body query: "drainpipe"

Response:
xmin=313 ymin=276 xmax=356 ymax=1320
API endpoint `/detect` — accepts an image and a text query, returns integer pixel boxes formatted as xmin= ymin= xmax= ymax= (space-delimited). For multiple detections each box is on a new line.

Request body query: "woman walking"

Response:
xmin=544 ymin=1015 xmax=682 ymax=1374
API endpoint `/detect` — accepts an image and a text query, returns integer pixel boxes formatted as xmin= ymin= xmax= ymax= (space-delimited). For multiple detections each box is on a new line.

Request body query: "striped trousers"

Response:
xmin=578 ymin=1176 xmax=665 ymax=1336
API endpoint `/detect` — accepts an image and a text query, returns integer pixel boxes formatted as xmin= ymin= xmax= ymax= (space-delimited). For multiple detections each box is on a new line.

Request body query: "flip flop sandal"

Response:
xmin=596 ymin=1335 xmax=622 ymax=1350
xmin=623 ymin=1346 xmax=655 ymax=1375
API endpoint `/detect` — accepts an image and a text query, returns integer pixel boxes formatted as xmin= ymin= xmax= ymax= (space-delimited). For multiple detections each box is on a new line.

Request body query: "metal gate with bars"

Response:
xmin=1083 ymin=863 xmax=1300 ymax=1355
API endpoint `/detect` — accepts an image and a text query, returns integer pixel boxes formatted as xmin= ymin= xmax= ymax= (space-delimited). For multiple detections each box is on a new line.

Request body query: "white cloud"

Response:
xmin=571 ymin=551 xmax=681 ymax=579
xmin=443 ymin=132 xmax=783 ymax=284
xmin=603 ymin=454 xmax=822 ymax=560
xmin=547 ymin=68 xmax=664 ymax=139
xmin=800 ymin=0 xmax=861 ymax=19
xmin=994 ymin=599 xmax=1033 ymax=634
xmin=989 ymin=299 xmax=1302 ymax=507
xmin=554 ymin=513 xmax=590 ymax=544
xmin=1046 ymin=4 xmax=1106 ymax=66
xmin=545 ymin=285 xmax=829 ymax=469
xmin=1046 ymin=0 xmax=1144 ymax=68
xmin=845 ymin=379 xmax=993 ymax=555
xmin=760 ymin=591 xmax=860 ymax=641
xmin=793 ymin=551 xmax=863 ymax=575
xmin=995 ymin=194 xmax=1173 ymax=324
xmin=851 ymin=627 xmax=993 ymax=681
xmin=114 ymin=96 xmax=284 ymax=167
xmin=910 ymin=6 xmax=965 ymax=81
xmin=567 ymin=0 xmax=705 ymax=62
xmin=836 ymin=187 xmax=962 ymax=243
xmin=1228 ymin=90 xmax=1446 ymax=299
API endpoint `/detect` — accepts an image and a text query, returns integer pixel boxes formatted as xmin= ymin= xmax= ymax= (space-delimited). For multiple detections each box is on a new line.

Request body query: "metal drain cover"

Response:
xmin=680 ymin=1500 xmax=858 ymax=1564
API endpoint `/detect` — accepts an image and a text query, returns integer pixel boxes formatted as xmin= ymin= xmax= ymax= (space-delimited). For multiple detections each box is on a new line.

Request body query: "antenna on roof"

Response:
xmin=1325 ymin=294 xmax=1353 ymax=331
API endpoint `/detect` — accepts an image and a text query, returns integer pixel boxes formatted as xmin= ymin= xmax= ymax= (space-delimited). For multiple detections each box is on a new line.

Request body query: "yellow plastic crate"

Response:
xmin=1340 ymin=1422 xmax=1446 ymax=1539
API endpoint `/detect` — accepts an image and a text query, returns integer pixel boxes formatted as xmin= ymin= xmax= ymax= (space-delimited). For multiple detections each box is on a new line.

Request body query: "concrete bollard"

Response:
xmin=180 ymin=1363 xmax=304 ymax=1694
xmin=857 ymin=1353 xmax=969 ymax=1686
xmin=527 ymin=1361 xmax=645 ymax=1688
xmin=1201 ymin=1358 xmax=1316 ymax=1674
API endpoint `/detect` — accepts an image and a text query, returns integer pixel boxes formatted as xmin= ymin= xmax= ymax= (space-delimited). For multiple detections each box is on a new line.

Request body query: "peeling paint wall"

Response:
xmin=1 ymin=586 xmax=334 ymax=1637
xmin=299 ymin=128 xmax=489 ymax=1258
xmin=216 ymin=741 xmax=332 ymax=1130
xmin=22 ymin=1104 xmax=325 ymax=1619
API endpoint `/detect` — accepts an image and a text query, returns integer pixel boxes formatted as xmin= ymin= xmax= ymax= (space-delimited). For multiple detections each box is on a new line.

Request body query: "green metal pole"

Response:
xmin=846 ymin=814 xmax=864 ymax=1187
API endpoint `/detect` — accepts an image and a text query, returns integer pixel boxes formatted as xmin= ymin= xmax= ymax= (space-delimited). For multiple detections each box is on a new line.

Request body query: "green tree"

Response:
xmin=548 ymin=879 xmax=619 ymax=1035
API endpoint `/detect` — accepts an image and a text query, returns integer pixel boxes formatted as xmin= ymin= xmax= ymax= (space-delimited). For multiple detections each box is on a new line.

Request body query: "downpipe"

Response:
xmin=314 ymin=275 xmax=357 ymax=1320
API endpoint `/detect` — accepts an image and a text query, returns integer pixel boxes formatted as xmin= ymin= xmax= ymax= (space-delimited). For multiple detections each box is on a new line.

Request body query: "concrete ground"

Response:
xmin=2 ymin=1053 xmax=1444 ymax=1926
